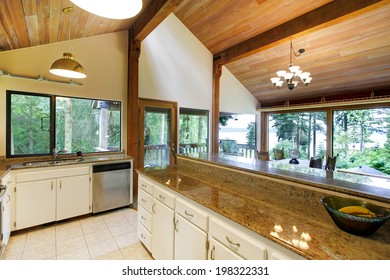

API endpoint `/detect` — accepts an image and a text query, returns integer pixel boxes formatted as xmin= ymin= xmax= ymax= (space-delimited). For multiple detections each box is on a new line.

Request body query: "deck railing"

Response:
xmin=144 ymin=143 xmax=256 ymax=167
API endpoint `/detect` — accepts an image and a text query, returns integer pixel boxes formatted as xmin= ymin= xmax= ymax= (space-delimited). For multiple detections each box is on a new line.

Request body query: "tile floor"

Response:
xmin=0 ymin=207 xmax=153 ymax=260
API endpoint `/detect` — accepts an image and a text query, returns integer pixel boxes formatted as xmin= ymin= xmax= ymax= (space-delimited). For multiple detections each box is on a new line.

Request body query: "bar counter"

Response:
xmin=137 ymin=153 xmax=390 ymax=260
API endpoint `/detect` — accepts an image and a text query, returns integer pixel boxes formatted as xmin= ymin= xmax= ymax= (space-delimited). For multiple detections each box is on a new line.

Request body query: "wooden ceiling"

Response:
xmin=1 ymin=0 xmax=390 ymax=107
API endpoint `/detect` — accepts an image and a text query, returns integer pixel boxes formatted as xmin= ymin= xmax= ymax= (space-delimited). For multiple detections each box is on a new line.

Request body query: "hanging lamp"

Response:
xmin=70 ymin=0 xmax=143 ymax=19
xmin=49 ymin=7 xmax=86 ymax=79
xmin=270 ymin=41 xmax=312 ymax=90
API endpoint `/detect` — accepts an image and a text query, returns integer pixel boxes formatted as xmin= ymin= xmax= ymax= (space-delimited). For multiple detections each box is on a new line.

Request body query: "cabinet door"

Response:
xmin=56 ymin=175 xmax=90 ymax=221
xmin=152 ymin=199 xmax=174 ymax=260
xmin=174 ymin=213 xmax=207 ymax=260
xmin=209 ymin=238 xmax=244 ymax=260
xmin=2 ymin=184 xmax=11 ymax=245
xmin=16 ymin=180 xmax=56 ymax=230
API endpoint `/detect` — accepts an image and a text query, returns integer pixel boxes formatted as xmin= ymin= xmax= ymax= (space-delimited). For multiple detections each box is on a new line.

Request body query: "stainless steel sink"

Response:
xmin=22 ymin=158 xmax=85 ymax=167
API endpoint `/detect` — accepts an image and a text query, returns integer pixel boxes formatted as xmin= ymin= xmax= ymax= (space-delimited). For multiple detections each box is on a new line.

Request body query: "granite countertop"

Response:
xmin=179 ymin=153 xmax=390 ymax=203
xmin=137 ymin=163 xmax=390 ymax=260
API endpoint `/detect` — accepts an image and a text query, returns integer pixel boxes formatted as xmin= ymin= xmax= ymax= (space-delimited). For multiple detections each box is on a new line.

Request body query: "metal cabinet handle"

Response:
xmin=174 ymin=217 xmax=178 ymax=232
xmin=152 ymin=203 xmax=156 ymax=213
xmin=141 ymin=198 xmax=146 ymax=203
xmin=210 ymin=245 xmax=215 ymax=260
xmin=184 ymin=210 xmax=194 ymax=217
xmin=51 ymin=181 xmax=54 ymax=190
xmin=159 ymin=194 xmax=165 ymax=200
xmin=141 ymin=233 xmax=146 ymax=239
xmin=226 ymin=236 xmax=240 ymax=247
xmin=141 ymin=215 xmax=146 ymax=221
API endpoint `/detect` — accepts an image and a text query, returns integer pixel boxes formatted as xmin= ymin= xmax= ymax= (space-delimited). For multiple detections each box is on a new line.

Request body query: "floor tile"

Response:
xmin=87 ymin=238 xmax=119 ymax=259
xmin=1 ymin=208 xmax=151 ymax=261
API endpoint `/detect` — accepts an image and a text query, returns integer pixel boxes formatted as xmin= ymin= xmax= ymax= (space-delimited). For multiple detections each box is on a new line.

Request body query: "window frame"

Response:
xmin=6 ymin=90 xmax=122 ymax=158
xmin=261 ymin=103 xmax=390 ymax=161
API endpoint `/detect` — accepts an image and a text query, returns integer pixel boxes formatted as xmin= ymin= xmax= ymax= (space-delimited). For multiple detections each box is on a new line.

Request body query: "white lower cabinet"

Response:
xmin=16 ymin=179 xmax=56 ymax=229
xmin=56 ymin=175 xmax=90 ymax=221
xmin=1 ymin=175 xmax=12 ymax=247
xmin=151 ymin=186 xmax=175 ymax=260
xmin=14 ymin=166 xmax=91 ymax=230
xmin=209 ymin=217 xmax=266 ymax=260
xmin=174 ymin=213 xmax=208 ymax=259
xmin=208 ymin=238 xmax=244 ymax=260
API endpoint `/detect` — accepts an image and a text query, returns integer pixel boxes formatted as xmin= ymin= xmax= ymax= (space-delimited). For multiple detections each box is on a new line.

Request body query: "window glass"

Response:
xmin=219 ymin=113 xmax=256 ymax=158
xmin=179 ymin=108 xmax=209 ymax=154
xmin=8 ymin=93 xmax=52 ymax=156
xmin=7 ymin=90 xmax=121 ymax=157
xmin=269 ymin=112 xmax=327 ymax=160
xmin=56 ymin=97 xmax=121 ymax=154
xmin=333 ymin=108 xmax=390 ymax=175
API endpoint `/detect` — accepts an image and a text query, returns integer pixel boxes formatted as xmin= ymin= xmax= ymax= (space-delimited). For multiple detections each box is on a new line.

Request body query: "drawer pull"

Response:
xmin=152 ymin=203 xmax=156 ymax=213
xmin=141 ymin=198 xmax=146 ymax=203
xmin=159 ymin=194 xmax=165 ymax=200
xmin=141 ymin=215 xmax=146 ymax=221
xmin=210 ymin=246 xmax=215 ymax=260
xmin=142 ymin=183 xmax=147 ymax=188
xmin=226 ymin=236 xmax=240 ymax=247
xmin=184 ymin=210 xmax=194 ymax=217
xmin=141 ymin=233 xmax=146 ymax=239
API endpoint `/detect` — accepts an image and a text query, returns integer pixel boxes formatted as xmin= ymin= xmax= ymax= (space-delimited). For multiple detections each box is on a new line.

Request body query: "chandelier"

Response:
xmin=270 ymin=41 xmax=312 ymax=90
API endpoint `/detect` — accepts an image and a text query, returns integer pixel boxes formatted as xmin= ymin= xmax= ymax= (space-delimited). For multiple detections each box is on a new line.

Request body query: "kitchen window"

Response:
xmin=6 ymin=90 xmax=121 ymax=157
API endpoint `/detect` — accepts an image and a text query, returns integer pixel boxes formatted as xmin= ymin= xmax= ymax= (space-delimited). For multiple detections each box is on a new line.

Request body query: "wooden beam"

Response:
xmin=127 ymin=37 xmax=141 ymax=196
xmin=211 ymin=62 xmax=222 ymax=153
xmin=129 ymin=0 xmax=186 ymax=41
xmin=214 ymin=0 xmax=386 ymax=65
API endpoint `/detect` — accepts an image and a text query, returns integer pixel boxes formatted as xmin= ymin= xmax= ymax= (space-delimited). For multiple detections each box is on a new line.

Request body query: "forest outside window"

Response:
xmin=6 ymin=90 xmax=121 ymax=157
xmin=179 ymin=108 xmax=209 ymax=154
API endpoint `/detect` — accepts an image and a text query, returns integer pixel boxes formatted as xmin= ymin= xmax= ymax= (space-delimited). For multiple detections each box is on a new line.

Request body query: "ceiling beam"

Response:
xmin=129 ymin=0 xmax=186 ymax=40
xmin=214 ymin=0 xmax=387 ymax=65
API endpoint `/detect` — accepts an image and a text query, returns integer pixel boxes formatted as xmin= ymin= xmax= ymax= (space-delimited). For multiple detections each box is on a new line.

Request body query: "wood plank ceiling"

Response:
xmin=1 ymin=0 xmax=390 ymax=107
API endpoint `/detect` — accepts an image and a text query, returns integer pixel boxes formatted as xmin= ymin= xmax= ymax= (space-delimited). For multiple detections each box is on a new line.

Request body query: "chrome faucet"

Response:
xmin=53 ymin=148 xmax=67 ymax=159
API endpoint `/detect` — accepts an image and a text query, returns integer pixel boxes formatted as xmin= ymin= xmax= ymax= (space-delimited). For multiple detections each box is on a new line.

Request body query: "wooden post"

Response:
xmin=212 ymin=62 xmax=222 ymax=153
xmin=127 ymin=35 xmax=141 ymax=197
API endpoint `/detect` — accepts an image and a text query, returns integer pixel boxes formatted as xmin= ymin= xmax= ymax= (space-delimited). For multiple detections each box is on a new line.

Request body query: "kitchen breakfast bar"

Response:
xmin=136 ymin=153 xmax=390 ymax=260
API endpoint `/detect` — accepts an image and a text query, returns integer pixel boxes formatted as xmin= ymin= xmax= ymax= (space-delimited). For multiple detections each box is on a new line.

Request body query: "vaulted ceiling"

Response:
xmin=1 ymin=0 xmax=390 ymax=107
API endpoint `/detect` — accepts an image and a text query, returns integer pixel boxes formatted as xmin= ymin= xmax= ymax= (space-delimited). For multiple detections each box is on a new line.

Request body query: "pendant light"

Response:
xmin=70 ymin=0 xmax=143 ymax=19
xmin=49 ymin=7 xmax=86 ymax=79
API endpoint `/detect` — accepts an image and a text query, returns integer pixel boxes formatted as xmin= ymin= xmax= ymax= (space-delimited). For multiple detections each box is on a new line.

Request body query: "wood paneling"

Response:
xmin=0 ymin=0 xmax=152 ymax=51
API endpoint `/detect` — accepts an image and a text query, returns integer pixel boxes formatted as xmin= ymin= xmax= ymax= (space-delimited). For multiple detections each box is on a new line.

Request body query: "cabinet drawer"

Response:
xmin=138 ymin=223 xmax=152 ymax=252
xmin=154 ymin=185 xmax=175 ymax=209
xmin=138 ymin=205 xmax=152 ymax=232
xmin=16 ymin=166 xmax=90 ymax=183
xmin=176 ymin=198 xmax=208 ymax=231
xmin=138 ymin=176 xmax=154 ymax=195
xmin=209 ymin=218 xmax=265 ymax=260
xmin=138 ymin=189 xmax=153 ymax=214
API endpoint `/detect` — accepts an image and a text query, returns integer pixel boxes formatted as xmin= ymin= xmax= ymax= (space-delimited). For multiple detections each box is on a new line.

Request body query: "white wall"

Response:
xmin=0 ymin=31 xmax=129 ymax=157
xmin=220 ymin=66 xmax=260 ymax=114
xmin=139 ymin=14 xmax=213 ymax=110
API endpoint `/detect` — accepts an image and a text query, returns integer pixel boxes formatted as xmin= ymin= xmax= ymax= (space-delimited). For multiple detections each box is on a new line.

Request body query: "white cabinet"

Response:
xmin=16 ymin=179 xmax=56 ymax=229
xmin=56 ymin=175 xmax=90 ymax=220
xmin=14 ymin=166 xmax=91 ymax=230
xmin=151 ymin=185 xmax=175 ymax=260
xmin=137 ymin=176 xmax=154 ymax=252
xmin=174 ymin=198 xmax=208 ymax=260
xmin=174 ymin=214 xmax=208 ymax=259
xmin=208 ymin=237 xmax=244 ymax=260
xmin=209 ymin=217 xmax=266 ymax=260
xmin=1 ymin=175 xmax=12 ymax=247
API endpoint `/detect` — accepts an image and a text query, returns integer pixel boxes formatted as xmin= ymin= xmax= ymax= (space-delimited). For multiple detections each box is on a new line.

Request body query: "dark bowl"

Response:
xmin=321 ymin=196 xmax=390 ymax=236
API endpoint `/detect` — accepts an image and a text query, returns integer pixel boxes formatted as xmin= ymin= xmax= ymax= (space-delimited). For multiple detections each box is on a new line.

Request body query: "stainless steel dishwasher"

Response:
xmin=92 ymin=161 xmax=132 ymax=214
